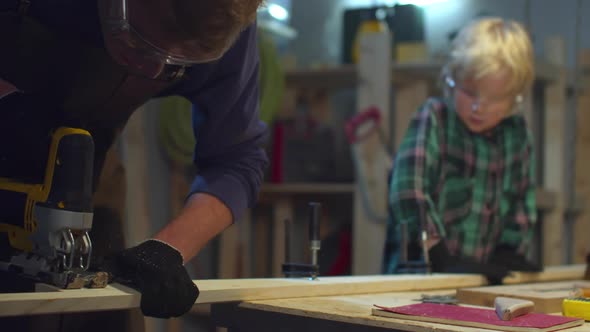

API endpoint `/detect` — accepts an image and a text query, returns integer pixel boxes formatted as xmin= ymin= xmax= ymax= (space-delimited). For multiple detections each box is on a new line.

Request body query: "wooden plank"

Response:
xmin=351 ymin=28 xmax=392 ymax=275
xmin=213 ymin=289 xmax=590 ymax=332
xmin=456 ymin=280 xmax=590 ymax=314
xmin=0 ymin=274 xmax=485 ymax=317
xmin=284 ymin=59 xmax=562 ymax=91
xmin=253 ymin=211 xmax=271 ymax=277
xmin=218 ymin=223 xmax=240 ymax=279
xmin=0 ymin=265 xmax=583 ymax=318
xmin=542 ymin=37 xmax=567 ymax=267
xmin=260 ymin=183 xmax=355 ymax=194
xmin=573 ymin=50 xmax=590 ymax=264
xmin=502 ymin=264 xmax=586 ymax=284
xmin=238 ymin=209 xmax=253 ymax=278
xmin=272 ymin=198 xmax=292 ymax=277
xmin=121 ymin=108 xmax=153 ymax=246
xmin=213 ymin=291 xmax=494 ymax=332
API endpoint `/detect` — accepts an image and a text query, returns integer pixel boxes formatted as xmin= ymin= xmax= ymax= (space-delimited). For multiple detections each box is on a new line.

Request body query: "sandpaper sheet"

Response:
xmin=372 ymin=303 xmax=584 ymax=332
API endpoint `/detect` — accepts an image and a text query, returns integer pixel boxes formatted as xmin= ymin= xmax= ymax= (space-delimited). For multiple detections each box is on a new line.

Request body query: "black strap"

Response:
xmin=0 ymin=0 xmax=30 ymax=15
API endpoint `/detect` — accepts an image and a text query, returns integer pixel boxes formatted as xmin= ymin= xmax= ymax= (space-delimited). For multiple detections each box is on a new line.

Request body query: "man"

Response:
xmin=382 ymin=17 xmax=541 ymax=285
xmin=0 ymin=0 xmax=267 ymax=327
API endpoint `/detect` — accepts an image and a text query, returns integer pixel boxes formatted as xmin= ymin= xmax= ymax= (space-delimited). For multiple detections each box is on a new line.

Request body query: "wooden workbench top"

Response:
xmin=212 ymin=290 xmax=589 ymax=332
xmin=0 ymin=264 xmax=585 ymax=318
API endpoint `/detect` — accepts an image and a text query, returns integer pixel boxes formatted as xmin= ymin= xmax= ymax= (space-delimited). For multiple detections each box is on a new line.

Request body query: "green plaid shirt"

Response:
xmin=382 ymin=98 xmax=537 ymax=274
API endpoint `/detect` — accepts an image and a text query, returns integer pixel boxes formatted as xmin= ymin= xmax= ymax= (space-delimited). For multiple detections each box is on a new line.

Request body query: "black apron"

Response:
xmin=0 ymin=5 xmax=183 ymax=331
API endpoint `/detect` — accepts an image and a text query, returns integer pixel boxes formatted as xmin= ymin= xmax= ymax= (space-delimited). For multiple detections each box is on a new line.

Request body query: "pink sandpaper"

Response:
xmin=374 ymin=303 xmax=580 ymax=329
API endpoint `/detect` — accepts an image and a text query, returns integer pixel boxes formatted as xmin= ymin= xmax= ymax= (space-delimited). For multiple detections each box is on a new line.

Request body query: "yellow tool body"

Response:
xmin=0 ymin=127 xmax=103 ymax=288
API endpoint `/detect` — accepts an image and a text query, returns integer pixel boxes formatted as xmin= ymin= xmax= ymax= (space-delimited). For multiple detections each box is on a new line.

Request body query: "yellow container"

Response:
xmin=351 ymin=20 xmax=390 ymax=64
xmin=562 ymin=297 xmax=590 ymax=321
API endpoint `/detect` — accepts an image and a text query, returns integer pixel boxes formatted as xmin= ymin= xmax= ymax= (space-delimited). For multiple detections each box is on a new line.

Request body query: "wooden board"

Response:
xmin=215 ymin=291 xmax=506 ymax=332
xmin=541 ymin=37 xmax=568 ymax=267
xmin=456 ymin=280 xmax=590 ymax=314
xmin=372 ymin=303 xmax=583 ymax=332
xmin=574 ymin=50 xmax=590 ymax=264
xmin=502 ymin=264 xmax=586 ymax=284
xmin=213 ymin=289 xmax=590 ymax=332
xmin=351 ymin=29 xmax=392 ymax=276
xmin=0 ymin=265 xmax=583 ymax=317
xmin=0 ymin=274 xmax=484 ymax=317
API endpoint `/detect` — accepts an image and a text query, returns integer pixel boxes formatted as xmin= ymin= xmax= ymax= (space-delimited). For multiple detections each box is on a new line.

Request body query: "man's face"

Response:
xmin=453 ymin=71 xmax=517 ymax=134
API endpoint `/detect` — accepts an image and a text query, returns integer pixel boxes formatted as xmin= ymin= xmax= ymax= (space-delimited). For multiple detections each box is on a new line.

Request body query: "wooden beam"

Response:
xmin=121 ymin=108 xmax=153 ymax=246
xmin=1 ymin=265 xmax=584 ymax=318
xmin=271 ymin=198 xmax=292 ymax=277
xmin=541 ymin=37 xmax=567 ymax=267
xmin=502 ymin=264 xmax=586 ymax=284
xmin=260 ymin=183 xmax=355 ymax=195
xmin=573 ymin=50 xmax=590 ymax=264
xmin=351 ymin=28 xmax=392 ymax=275
xmin=0 ymin=274 xmax=484 ymax=317
xmin=284 ymin=59 xmax=564 ymax=91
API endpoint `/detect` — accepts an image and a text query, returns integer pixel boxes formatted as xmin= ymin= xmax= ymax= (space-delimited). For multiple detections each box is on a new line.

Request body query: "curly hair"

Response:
xmin=172 ymin=0 xmax=264 ymax=58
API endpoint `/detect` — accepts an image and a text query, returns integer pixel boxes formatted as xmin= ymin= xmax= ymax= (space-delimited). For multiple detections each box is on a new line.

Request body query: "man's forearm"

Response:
xmin=154 ymin=192 xmax=233 ymax=264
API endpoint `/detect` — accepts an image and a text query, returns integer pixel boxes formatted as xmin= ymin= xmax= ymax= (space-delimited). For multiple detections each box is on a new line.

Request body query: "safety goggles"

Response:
xmin=98 ymin=0 xmax=224 ymax=79
xmin=445 ymin=76 xmax=523 ymax=115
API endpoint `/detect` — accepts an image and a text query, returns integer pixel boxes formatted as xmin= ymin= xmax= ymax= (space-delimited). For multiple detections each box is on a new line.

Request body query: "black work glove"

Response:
xmin=100 ymin=239 xmax=199 ymax=318
xmin=428 ymin=241 xmax=511 ymax=285
xmin=488 ymin=244 xmax=543 ymax=273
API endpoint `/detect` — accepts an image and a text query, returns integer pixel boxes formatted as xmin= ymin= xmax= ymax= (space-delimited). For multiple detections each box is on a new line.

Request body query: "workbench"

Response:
xmin=0 ymin=265 xmax=587 ymax=332
xmin=210 ymin=290 xmax=590 ymax=332
xmin=208 ymin=265 xmax=589 ymax=332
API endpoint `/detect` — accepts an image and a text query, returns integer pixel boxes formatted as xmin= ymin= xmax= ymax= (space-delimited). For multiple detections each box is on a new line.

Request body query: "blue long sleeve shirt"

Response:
xmin=5 ymin=0 xmax=269 ymax=221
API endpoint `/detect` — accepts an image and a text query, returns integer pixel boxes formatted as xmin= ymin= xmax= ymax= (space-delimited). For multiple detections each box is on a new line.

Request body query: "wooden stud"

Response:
xmin=272 ymin=198 xmax=292 ymax=277
xmin=574 ymin=50 xmax=590 ymax=264
xmin=351 ymin=25 xmax=392 ymax=275
xmin=541 ymin=37 xmax=567 ymax=266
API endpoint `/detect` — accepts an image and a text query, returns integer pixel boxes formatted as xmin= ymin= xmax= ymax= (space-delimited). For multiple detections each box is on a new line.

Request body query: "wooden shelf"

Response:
xmin=258 ymin=183 xmax=582 ymax=213
xmin=260 ymin=182 xmax=355 ymax=194
xmin=285 ymin=61 xmax=439 ymax=90
xmin=285 ymin=59 xmax=564 ymax=90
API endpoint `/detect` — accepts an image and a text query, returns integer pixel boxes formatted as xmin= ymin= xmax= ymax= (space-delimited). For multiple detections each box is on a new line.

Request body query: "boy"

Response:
xmin=382 ymin=17 xmax=541 ymax=284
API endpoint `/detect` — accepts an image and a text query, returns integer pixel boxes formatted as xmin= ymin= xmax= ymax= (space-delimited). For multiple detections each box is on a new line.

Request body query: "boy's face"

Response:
xmin=453 ymin=71 xmax=517 ymax=134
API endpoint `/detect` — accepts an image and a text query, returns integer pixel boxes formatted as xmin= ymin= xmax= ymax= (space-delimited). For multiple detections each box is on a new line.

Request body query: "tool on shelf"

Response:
xmin=282 ymin=202 xmax=322 ymax=279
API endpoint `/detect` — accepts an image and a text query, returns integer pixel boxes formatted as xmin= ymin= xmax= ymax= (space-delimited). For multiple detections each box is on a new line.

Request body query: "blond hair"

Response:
xmin=444 ymin=17 xmax=535 ymax=96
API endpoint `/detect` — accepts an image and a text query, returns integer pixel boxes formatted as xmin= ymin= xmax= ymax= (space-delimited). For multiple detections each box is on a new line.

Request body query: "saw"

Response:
xmin=0 ymin=127 xmax=107 ymax=289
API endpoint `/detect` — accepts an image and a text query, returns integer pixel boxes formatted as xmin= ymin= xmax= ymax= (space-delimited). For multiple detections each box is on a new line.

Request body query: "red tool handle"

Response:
xmin=345 ymin=106 xmax=381 ymax=144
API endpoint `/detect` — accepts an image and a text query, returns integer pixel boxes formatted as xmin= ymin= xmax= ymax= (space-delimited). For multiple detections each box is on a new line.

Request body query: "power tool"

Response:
xmin=0 ymin=127 xmax=107 ymax=289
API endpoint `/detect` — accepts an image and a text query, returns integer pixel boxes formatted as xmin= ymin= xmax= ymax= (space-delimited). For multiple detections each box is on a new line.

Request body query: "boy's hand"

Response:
xmin=100 ymin=239 xmax=199 ymax=318
xmin=428 ymin=241 xmax=511 ymax=285
xmin=488 ymin=245 xmax=542 ymax=272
